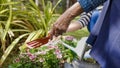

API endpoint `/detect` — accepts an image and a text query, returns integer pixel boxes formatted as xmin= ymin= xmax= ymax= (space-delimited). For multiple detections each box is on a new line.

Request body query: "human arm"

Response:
xmin=50 ymin=0 xmax=107 ymax=37
xmin=66 ymin=21 xmax=82 ymax=32
xmin=50 ymin=2 xmax=83 ymax=36
xmin=67 ymin=12 xmax=92 ymax=32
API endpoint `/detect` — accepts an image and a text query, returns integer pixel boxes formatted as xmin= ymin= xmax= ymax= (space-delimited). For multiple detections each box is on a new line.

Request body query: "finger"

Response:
xmin=49 ymin=25 xmax=56 ymax=39
xmin=50 ymin=24 xmax=62 ymax=39
xmin=54 ymin=29 xmax=65 ymax=37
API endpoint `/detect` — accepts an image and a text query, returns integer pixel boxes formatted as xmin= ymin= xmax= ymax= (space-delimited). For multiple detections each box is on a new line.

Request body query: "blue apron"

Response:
xmin=86 ymin=0 xmax=120 ymax=68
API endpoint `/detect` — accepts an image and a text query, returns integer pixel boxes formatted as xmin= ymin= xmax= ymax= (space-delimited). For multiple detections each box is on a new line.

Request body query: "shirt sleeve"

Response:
xmin=78 ymin=0 xmax=107 ymax=12
xmin=78 ymin=12 xmax=92 ymax=27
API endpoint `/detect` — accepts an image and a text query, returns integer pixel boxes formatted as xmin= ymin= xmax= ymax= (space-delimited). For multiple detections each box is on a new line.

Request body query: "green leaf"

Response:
xmin=0 ymin=33 xmax=29 ymax=66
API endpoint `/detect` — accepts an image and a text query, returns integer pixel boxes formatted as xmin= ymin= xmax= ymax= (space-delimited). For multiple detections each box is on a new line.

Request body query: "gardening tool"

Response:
xmin=26 ymin=35 xmax=51 ymax=48
xmin=26 ymin=35 xmax=61 ymax=48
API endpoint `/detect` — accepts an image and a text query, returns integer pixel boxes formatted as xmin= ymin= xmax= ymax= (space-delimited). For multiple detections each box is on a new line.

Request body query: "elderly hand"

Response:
xmin=50 ymin=2 xmax=83 ymax=39
xmin=50 ymin=17 xmax=70 ymax=37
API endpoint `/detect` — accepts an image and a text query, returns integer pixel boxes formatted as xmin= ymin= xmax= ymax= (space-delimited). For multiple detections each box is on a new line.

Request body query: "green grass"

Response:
xmin=64 ymin=27 xmax=89 ymax=40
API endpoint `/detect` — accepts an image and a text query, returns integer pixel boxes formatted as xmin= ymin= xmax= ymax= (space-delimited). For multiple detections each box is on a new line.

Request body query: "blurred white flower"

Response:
xmin=47 ymin=45 xmax=55 ymax=50
xmin=56 ymin=54 xmax=62 ymax=59
xmin=54 ymin=49 xmax=61 ymax=55
xmin=39 ymin=58 xmax=45 ymax=62
xmin=65 ymin=36 xmax=74 ymax=41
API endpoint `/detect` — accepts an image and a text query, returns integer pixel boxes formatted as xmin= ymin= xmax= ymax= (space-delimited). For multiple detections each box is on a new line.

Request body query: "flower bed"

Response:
xmin=8 ymin=36 xmax=78 ymax=68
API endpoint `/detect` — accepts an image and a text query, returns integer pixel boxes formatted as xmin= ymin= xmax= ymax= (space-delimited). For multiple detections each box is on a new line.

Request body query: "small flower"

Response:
xmin=54 ymin=49 xmax=61 ymax=55
xmin=54 ymin=49 xmax=62 ymax=59
xmin=54 ymin=46 xmax=58 ymax=49
xmin=56 ymin=54 xmax=62 ymax=59
xmin=39 ymin=58 xmax=45 ymax=62
xmin=47 ymin=45 xmax=54 ymax=50
xmin=26 ymin=49 xmax=33 ymax=56
xmin=65 ymin=36 xmax=74 ymax=41
xmin=29 ymin=54 xmax=36 ymax=61
xmin=36 ymin=51 xmax=46 ymax=55
xmin=19 ymin=53 xmax=25 ymax=58
xmin=15 ymin=58 xmax=20 ymax=62
xmin=41 ymin=51 xmax=46 ymax=55
xmin=27 ymin=52 xmax=32 ymax=56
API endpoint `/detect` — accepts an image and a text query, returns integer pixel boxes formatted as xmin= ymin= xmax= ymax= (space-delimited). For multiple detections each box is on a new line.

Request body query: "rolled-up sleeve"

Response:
xmin=78 ymin=0 xmax=107 ymax=12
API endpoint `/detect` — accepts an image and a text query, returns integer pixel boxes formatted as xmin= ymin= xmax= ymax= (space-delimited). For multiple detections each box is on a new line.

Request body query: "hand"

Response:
xmin=50 ymin=20 xmax=70 ymax=37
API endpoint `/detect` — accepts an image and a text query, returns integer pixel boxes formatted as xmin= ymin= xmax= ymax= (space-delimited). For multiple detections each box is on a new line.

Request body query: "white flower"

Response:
xmin=35 ymin=51 xmax=47 ymax=55
xmin=54 ymin=49 xmax=61 ymax=55
xmin=39 ymin=58 xmax=44 ymax=62
xmin=65 ymin=36 xmax=74 ymax=41
xmin=56 ymin=54 xmax=62 ymax=59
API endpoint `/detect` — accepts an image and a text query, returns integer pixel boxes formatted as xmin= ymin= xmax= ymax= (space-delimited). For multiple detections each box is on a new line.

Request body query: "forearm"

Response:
xmin=67 ymin=11 xmax=93 ymax=32
xmin=66 ymin=21 xmax=83 ymax=32
xmin=54 ymin=2 xmax=83 ymax=26
xmin=50 ymin=0 xmax=107 ymax=37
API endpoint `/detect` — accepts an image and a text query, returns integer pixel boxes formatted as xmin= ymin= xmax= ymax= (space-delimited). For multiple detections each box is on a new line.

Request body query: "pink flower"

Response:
xmin=54 ymin=49 xmax=62 ymax=59
xmin=15 ymin=58 xmax=20 ymax=62
xmin=26 ymin=49 xmax=33 ymax=57
xmin=54 ymin=46 xmax=58 ymax=49
xmin=27 ymin=52 xmax=32 ymax=56
xmin=56 ymin=54 xmax=62 ymax=59
xmin=65 ymin=36 xmax=74 ymax=41
xmin=47 ymin=45 xmax=54 ymax=50
xmin=41 ymin=51 xmax=46 ymax=55
xmin=37 ymin=51 xmax=46 ymax=55
xmin=29 ymin=54 xmax=36 ymax=61
xmin=47 ymin=45 xmax=59 ymax=50
xmin=54 ymin=49 xmax=61 ymax=55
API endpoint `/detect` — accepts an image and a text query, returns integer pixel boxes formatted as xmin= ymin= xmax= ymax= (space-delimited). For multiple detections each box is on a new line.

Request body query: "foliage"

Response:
xmin=64 ymin=28 xmax=89 ymax=40
xmin=0 ymin=0 xmax=61 ymax=66
xmin=8 ymin=36 xmax=78 ymax=68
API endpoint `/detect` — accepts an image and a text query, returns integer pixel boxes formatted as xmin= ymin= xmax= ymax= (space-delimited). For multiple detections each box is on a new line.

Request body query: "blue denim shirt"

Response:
xmin=78 ymin=0 xmax=107 ymax=12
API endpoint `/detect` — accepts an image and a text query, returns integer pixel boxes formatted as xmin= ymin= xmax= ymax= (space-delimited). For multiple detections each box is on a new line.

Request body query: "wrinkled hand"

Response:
xmin=50 ymin=21 xmax=70 ymax=38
